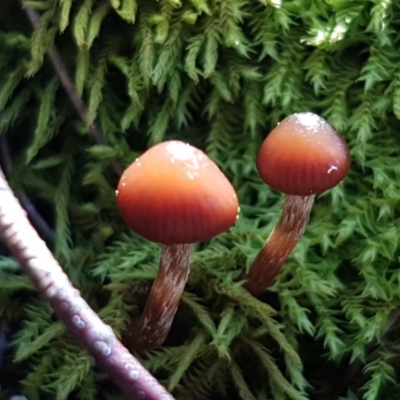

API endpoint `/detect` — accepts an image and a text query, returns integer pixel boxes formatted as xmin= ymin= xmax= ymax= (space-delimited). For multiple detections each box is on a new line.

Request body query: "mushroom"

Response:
xmin=116 ymin=140 xmax=239 ymax=351
xmin=244 ymin=112 xmax=350 ymax=296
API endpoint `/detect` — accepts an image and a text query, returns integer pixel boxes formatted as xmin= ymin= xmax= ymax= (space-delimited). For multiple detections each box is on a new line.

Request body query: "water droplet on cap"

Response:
xmin=327 ymin=165 xmax=338 ymax=174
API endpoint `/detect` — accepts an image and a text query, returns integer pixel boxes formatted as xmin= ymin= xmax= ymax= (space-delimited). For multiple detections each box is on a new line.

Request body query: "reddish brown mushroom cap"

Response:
xmin=256 ymin=112 xmax=351 ymax=196
xmin=116 ymin=140 xmax=239 ymax=245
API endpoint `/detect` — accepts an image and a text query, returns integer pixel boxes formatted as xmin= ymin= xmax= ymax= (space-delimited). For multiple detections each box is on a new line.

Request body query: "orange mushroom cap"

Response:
xmin=116 ymin=140 xmax=239 ymax=245
xmin=256 ymin=112 xmax=351 ymax=196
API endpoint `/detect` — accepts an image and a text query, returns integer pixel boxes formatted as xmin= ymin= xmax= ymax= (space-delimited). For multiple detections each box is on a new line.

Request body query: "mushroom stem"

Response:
xmin=124 ymin=243 xmax=192 ymax=351
xmin=244 ymin=195 xmax=315 ymax=296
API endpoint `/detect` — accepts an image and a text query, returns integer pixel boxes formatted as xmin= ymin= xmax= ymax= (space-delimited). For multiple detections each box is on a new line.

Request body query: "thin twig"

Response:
xmin=0 ymin=320 xmax=9 ymax=376
xmin=0 ymin=167 xmax=174 ymax=400
xmin=384 ymin=308 xmax=400 ymax=333
xmin=0 ymin=134 xmax=55 ymax=243
xmin=21 ymin=3 xmax=124 ymax=176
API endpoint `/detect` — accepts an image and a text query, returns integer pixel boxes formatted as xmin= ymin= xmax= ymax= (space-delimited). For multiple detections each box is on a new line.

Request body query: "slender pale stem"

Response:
xmin=244 ymin=195 xmax=315 ymax=296
xmin=0 ymin=168 xmax=174 ymax=400
xmin=124 ymin=244 xmax=192 ymax=352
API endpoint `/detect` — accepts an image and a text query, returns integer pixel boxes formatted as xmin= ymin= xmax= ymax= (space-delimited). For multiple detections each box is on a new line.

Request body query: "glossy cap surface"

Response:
xmin=256 ymin=113 xmax=350 ymax=195
xmin=117 ymin=141 xmax=239 ymax=244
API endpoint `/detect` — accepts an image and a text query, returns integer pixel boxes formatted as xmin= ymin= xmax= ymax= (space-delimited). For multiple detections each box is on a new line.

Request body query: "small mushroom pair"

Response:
xmin=116 ymin=112 xmax=350 ymax=351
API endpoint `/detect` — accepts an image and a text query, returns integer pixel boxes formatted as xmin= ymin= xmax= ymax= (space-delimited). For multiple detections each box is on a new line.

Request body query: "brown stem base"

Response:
xmin=124 ymin=244 xmax=192 ymax=352
xmin=244 ymin=195 xmax=315 ymax=296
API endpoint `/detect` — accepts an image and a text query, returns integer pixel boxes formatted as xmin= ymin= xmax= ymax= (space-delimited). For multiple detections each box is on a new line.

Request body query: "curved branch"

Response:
xmin=0 ymin=134 xmax=55 ymax=243
xmin=21 ymin=2 xmax=124 ymax=176
xmin=0 ymin=167 xmax=174 ymax=400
